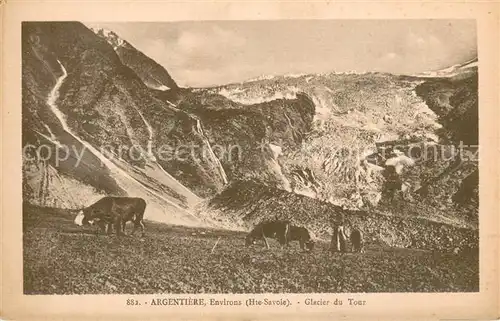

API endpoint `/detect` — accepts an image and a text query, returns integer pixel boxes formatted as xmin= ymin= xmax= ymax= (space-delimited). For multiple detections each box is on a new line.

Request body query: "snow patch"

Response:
xmin=218 ymin=86 xmax=300 ymax=105
xmin=193 ymin=117 xmax=228 ymax=185
xmin=293 ymin=188 xmax=317 ymax=199
xmin=91 ymin=27 xmax=125 ymax=49
xmin=246 ymin=74 xmax=277 ymax=82
xmin=43 ymin=124 xmax=58 ymax=141
xmin=268 ymin=143 xmax=283 ymax=159
xmin=283 ymin=73 xmax=306 ymax=78
xmin=461 ymin=60 xmax=478 ymax=69
xmin=385 ymin=155 xmax=415 ymax=174
xmin=241 ymin=72 xmax=308 ymax=84
xmin=155 ymin=85 xmax=170 ymax=91
xmin=321 ymin=70 xmax=369 ymax=76
xmin=415 ymin=58 xmax=477 ymax=78
xmin=133 ymin=107 xmax=155 ymax=160
xmin=310 ymin=94 xmax=332 ymax=124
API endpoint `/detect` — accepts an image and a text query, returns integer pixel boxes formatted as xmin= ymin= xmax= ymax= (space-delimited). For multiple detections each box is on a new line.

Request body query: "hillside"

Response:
xmin=200 ymin=180 xmax=478 ymax=252
xmin=91 ymin=27 xmax=178 ymax=91
xmin=23 ymin=204 xmax=478 ymax=294
xmin=22 ymin=22 xmax=323 ymax=216
xmin=22 ymin=22 xmax=225 ymax=225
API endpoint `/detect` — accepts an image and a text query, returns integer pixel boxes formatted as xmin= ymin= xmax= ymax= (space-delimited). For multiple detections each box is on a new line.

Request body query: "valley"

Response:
xmin=21 ymin=21 xmax=479 ymax=293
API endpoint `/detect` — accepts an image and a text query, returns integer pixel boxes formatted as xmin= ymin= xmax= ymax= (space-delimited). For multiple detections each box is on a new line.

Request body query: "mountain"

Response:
xmin=211 ymin=59 xmax=477 ymax=205
xmin=21 ymin=21 xmax=316 ymax=225
xmin=22 ymin=22 xmax=224 ymax=226
xmin=415 ymin=62 xmax=478 ymax=145
xmin=201 ymin=72 xmax=433 ymax=204
xmin=22 ymin=21 xmax=478 ymax=235
xmin=91 ymin=27 xmax=178 ymax=91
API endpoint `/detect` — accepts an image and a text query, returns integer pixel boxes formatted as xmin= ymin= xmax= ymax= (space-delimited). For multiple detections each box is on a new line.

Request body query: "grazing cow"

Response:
xmin=245 ymin=220 xmax=291 ymax=249
xmin=74 ymin=196 xmax=147 ymax=237
xmin=286 ymin=225 xmax=315 ymax=251
xmin=350 ymin=228 xmax=364 ymax=253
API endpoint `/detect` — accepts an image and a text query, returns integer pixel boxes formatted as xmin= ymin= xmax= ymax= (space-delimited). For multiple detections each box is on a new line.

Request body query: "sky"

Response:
xmin=85 ymin=20 xmax=477 ymax=88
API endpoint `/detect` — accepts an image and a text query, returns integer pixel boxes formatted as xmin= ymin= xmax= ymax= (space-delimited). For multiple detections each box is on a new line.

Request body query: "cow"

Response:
xmin=74 ymin=196 xmax=147 ymax=237
xmin=286 ymin=225 xmax=315 ymax=251
xmin=245 ymin=220 xmax=291 ymax=249
xmin=350 ymin=228 xmax=364 ymax=253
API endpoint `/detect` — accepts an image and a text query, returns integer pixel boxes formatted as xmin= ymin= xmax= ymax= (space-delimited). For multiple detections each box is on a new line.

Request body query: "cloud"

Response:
xmin=386 ymin=52 xmax=398 ymax=60
xmin=136 ymin=25 xmax=246 ymax=86
xmin=172 ymin=26 xmax=246 ymax=70
xmin=371 ymin=31 xmax=449 ymax=74
xmin=407 ymin=32 xmax=426 ymax=49
xmin=112 ymin=21 xmax=474 ymax=86
xmin=406 ymin=32 xmax=443 ymax=52
xmin=177 ymin=26 xmax=245 ymax=53
xmin=141 ymin=39 xmax=170 ymax=60
xmin=177 ymin=62 xmax=259 ymax=87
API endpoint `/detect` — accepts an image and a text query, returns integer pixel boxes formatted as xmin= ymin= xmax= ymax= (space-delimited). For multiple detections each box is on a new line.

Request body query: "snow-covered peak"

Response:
xmin=244 ymin=72 xmax=308 ymax=83
xmin=415 ymin=57 xmax=478 ymax=78
xmin=218 ymin=86 xmax=301 ymax=105
xmin=321 ymin=70 xmax=371 ymax=76
xmin=283 ymin=73 xmax=307 ymax=78
xmin=91 ymin=27 xmax=126 ymax=50
xmin=245 ymin=74 xmax=278 ymax=82
xmin=90 ymin=27 xmax=113 ymax=38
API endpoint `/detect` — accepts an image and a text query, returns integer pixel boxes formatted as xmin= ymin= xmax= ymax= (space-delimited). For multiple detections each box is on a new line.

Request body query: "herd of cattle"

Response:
xmin=73 ymin=196 xmax=365 ymax=253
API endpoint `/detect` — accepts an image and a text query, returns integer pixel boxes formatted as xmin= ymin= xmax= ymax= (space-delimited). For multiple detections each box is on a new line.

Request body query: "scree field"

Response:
xmin=23 ymin=205 xmax=479 ymax=294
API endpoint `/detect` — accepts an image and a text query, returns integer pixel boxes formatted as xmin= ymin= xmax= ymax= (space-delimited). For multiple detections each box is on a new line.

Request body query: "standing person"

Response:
xmin=382 ymin=165 xmax=402 ymax=204
xmin=330 ymin=212 xmax=348 ymax=253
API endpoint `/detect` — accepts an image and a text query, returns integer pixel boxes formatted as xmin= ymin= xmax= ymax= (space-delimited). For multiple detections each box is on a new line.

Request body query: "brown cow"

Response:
xmin=245 ymin=220 xmax=315 ymax=251
xmin=74 ymin=196 xmax=147 ymax=237
xmin=286 ymin=225 xmax=315 ymax=251
xmin=245 ymin=220 xmax=291 ymax=249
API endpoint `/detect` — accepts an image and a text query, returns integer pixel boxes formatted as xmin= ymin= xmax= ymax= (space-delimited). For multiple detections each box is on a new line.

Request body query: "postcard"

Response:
xmin=1 ymin=1 xmax=498 ymax=320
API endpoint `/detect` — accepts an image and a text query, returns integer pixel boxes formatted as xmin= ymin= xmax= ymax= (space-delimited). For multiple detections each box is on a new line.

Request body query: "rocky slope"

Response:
xmin=199 ymin=180 xmax=478 ymax=252
xmin=171 ymin=89 xmax=316 ymax=192
xmin=91 ymin=27 xmax=178 ymax=91
xmin=412 ymin=68 xmax=478 ymax=213
xmin=202 ymin=64 xmax=478 ymax=213
xmin=194 ymin=62 xmax=479 ymax=243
